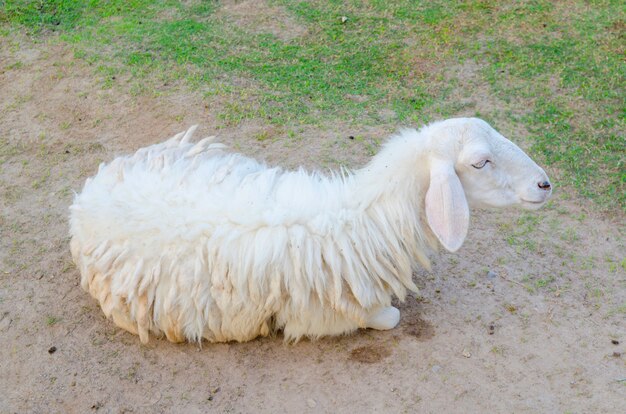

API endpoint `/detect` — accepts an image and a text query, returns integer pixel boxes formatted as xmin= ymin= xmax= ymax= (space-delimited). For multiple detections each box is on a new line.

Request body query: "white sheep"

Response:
xmin=69 ymin=118 xmax=552 ymax=344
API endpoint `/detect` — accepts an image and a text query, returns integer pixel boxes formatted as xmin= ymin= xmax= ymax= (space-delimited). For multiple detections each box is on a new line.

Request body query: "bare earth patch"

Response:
xmin=349 ymin=345 xmax=392 ymax=364
xmin=218 ymin=0 xmax=308 ymax=41
xmin=1 ymin=39 xmax=625 ymax=413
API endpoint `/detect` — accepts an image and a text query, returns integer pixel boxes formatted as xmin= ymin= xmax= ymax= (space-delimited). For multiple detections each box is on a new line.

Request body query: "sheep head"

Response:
xmin=424 ymin=118 xmax=552 ymax=252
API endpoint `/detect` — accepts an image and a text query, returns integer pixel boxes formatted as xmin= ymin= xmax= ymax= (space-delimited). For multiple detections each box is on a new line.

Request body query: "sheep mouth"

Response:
xmin=520 ymin=198 xmax=548 ymax=209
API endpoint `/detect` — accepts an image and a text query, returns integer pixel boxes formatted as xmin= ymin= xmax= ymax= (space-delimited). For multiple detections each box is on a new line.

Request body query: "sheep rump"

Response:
xmin=70 ymin=126 xmax=436 ymax=343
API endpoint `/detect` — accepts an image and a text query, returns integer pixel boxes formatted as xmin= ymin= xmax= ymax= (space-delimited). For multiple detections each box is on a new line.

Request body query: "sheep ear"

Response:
xmin=425 ymin=158 xmax=469 ymax=252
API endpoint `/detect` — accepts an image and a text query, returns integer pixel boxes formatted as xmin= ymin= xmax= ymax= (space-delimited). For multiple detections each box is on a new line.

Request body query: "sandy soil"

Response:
xmin=1 ymin=35 xmax=625 ymax=414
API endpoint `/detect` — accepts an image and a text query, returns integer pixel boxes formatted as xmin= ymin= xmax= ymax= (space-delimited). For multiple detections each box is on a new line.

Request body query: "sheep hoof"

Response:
xmin=367 ymin=306 xmax=400 ymax=330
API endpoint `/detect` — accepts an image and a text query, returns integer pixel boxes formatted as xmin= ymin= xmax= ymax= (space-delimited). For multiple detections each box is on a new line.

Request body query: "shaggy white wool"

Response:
xmin=69 ymin=119 xmax=551 ymax=343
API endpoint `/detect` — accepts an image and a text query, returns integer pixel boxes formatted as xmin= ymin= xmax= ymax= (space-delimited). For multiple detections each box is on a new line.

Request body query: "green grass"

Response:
xmin=45 ymin=315 xmax=61 ymax=326
xmin=1 ymin=0 xmax=624 ymax=210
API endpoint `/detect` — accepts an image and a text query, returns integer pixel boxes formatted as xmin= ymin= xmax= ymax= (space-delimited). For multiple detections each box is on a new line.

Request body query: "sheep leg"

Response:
xmin=366 ymin=306 xmax=400 ymax=330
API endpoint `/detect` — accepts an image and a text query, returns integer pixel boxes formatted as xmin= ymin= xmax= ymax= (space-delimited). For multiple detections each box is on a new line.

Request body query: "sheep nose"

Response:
xmin=538 ymin=180 xmax=551 ymax=190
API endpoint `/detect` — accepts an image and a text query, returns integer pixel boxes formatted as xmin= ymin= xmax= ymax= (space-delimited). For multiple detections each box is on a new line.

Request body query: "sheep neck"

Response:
xmin=346 ymin=133 xmax=436 ymax=273
xmin=352 ymin=133 xmax=430 ymax=215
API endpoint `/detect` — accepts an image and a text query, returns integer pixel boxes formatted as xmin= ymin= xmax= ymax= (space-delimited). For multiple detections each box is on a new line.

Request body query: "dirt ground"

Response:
xmin=1 ymin=37 xmax=625 ymax=414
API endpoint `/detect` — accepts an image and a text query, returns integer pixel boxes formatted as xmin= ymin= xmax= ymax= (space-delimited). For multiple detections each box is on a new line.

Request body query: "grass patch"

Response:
xmin=1 ymin=0 xmax=624 ymax=210
xmin=45 ymin=315 xmax=61 ymax=326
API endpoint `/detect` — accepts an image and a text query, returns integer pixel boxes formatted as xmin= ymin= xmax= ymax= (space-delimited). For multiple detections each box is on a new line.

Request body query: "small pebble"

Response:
xmin=48 ymin=346 xmax=57 ymax=354
xmin=612 ymin=352 xmax=621 ymax=358
xmin=207 ymin=387 xmax=220 ymax=402
xmin=307 ymin=398 xmax=317 ymax=408
xmin=487 ymin=270 xmax=498 ymax=280
xmin=488 ymin=324 xmax=495 ymax=335
xmin=431 ymin=365 xmax=441 ymax=373
xmin=462 ymin=349 xmax=471 ymax=358
xmin=611 ymin=339 xmax=619 ymax=345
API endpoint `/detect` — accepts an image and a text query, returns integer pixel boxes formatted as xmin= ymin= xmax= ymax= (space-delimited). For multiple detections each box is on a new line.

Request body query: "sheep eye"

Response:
xmin=472 ymin=160 xmax=490 ymax=169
